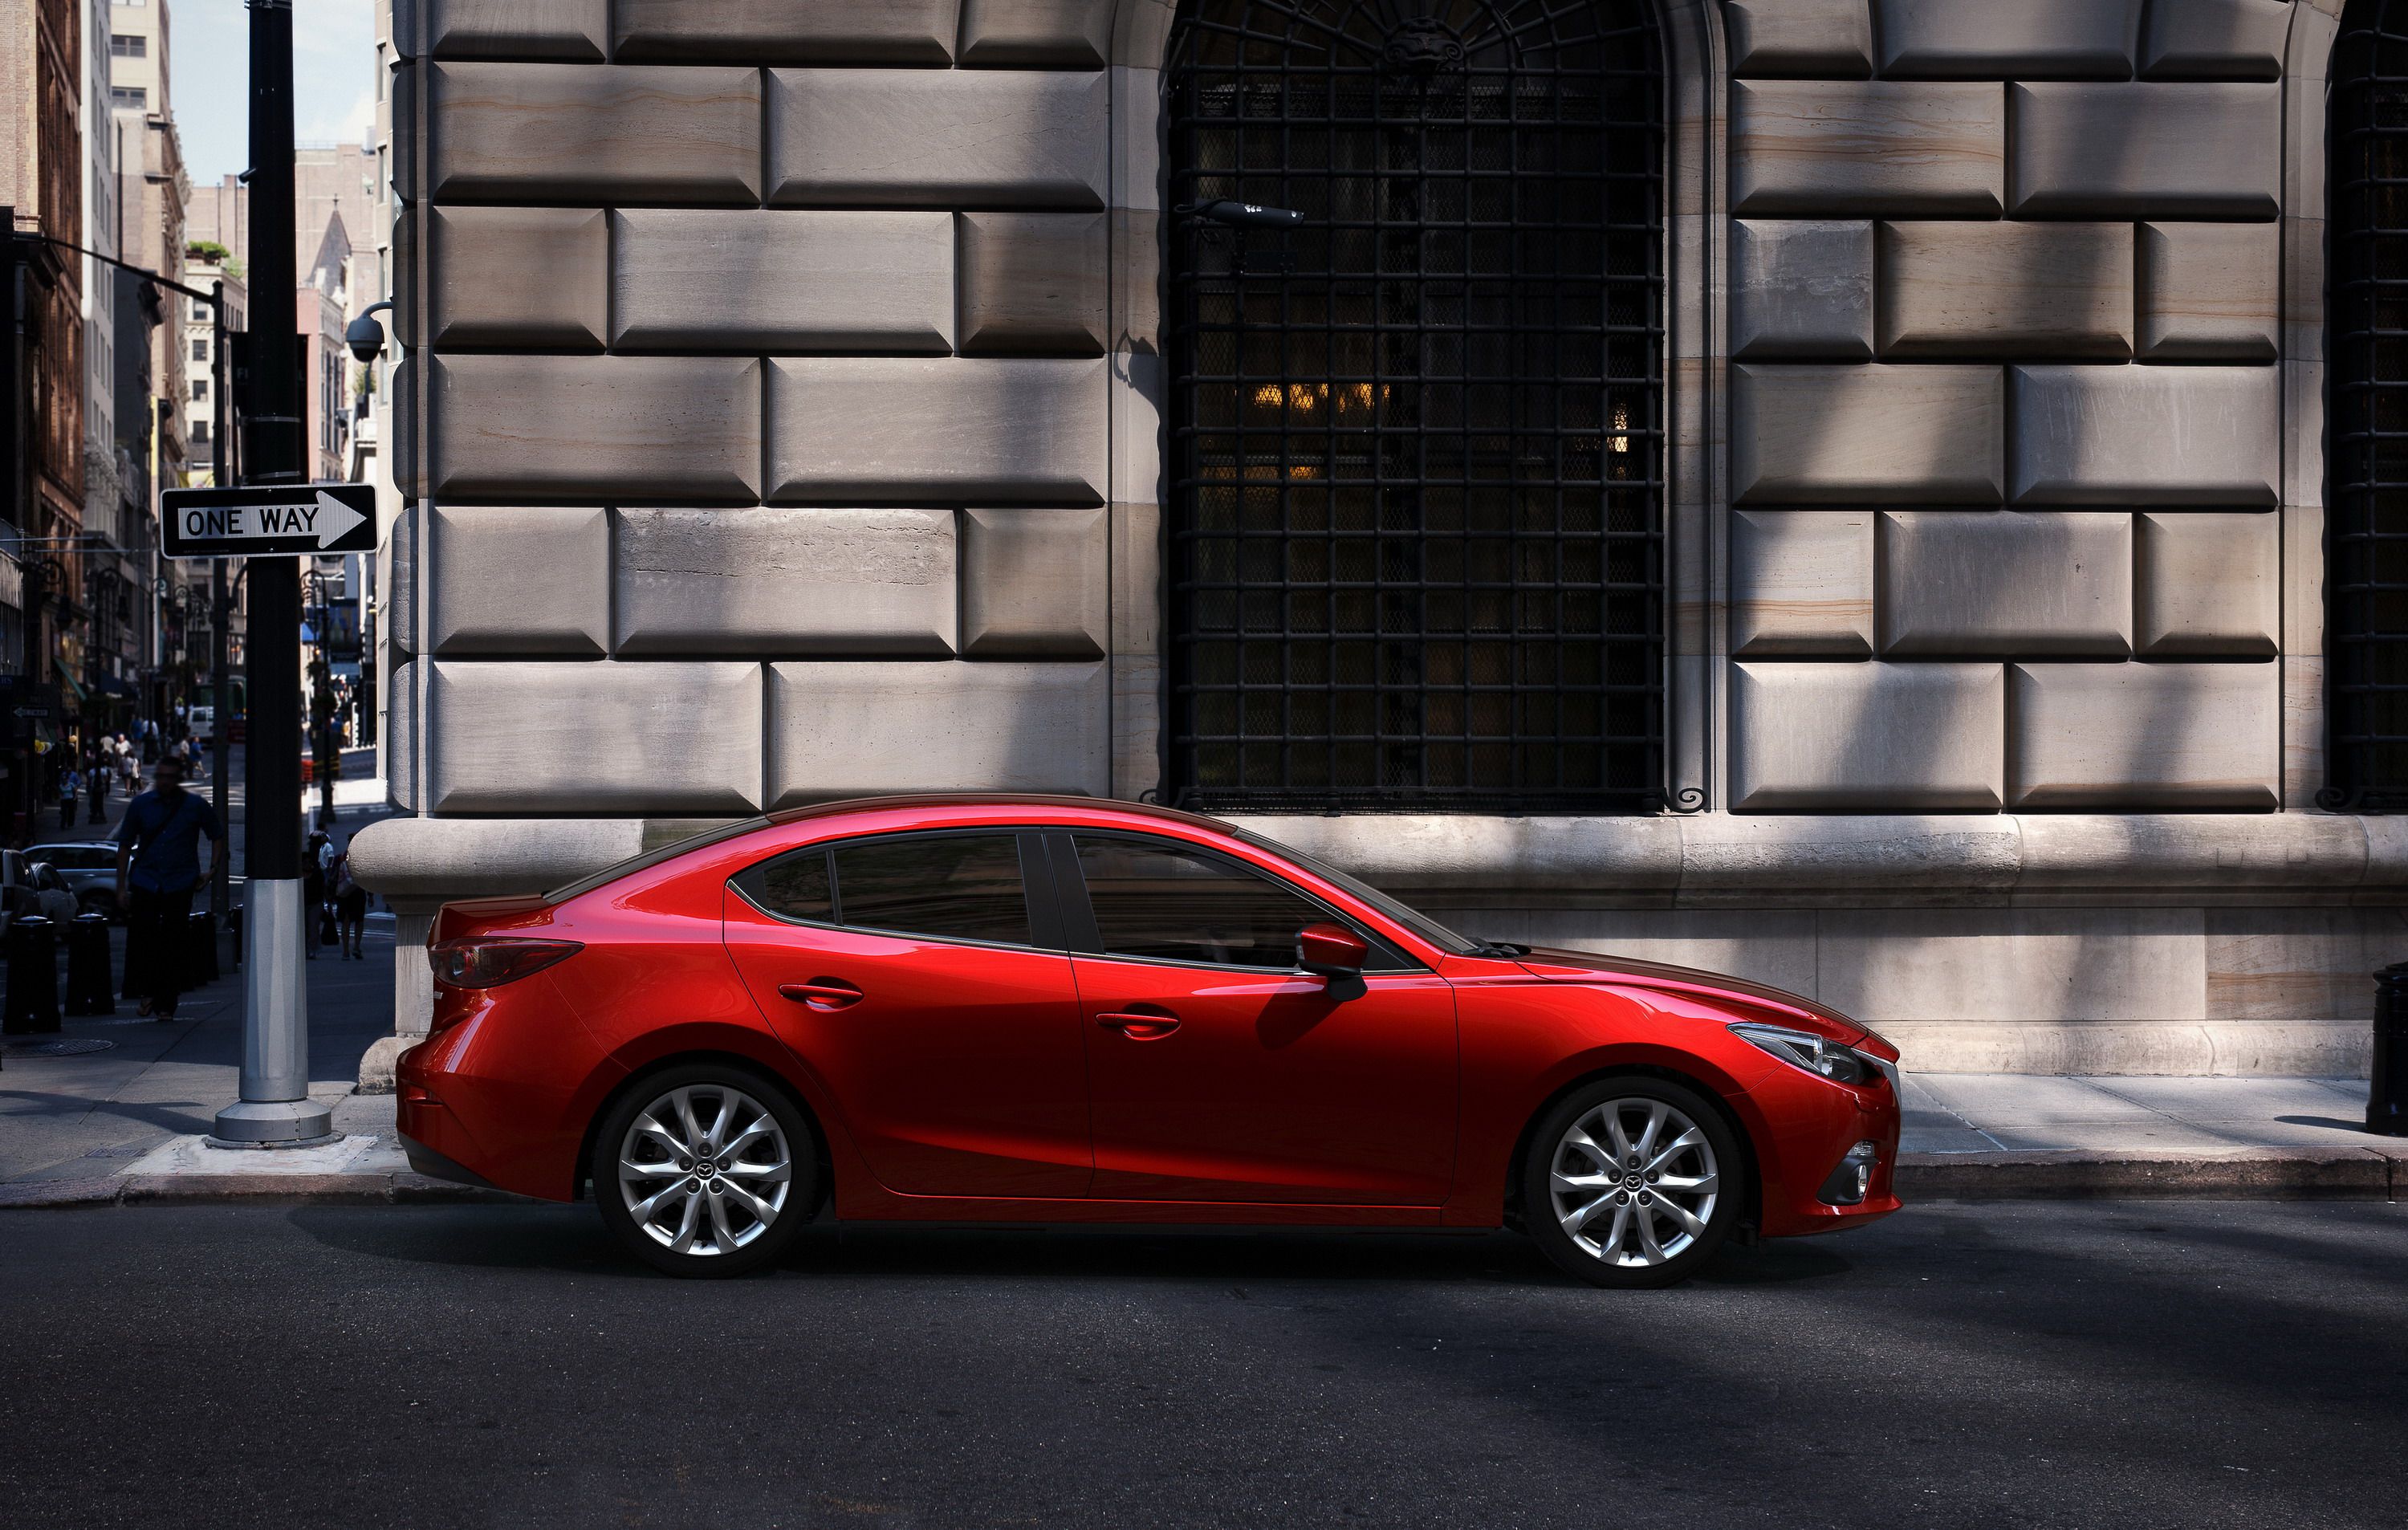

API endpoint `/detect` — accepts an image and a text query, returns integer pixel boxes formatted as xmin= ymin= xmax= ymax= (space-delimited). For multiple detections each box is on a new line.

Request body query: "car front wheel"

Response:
xmin=1522 ymin=1076 xmax=1744 ymax=1289
xmin=592 ymin=1064 xmax=818 ymax=1278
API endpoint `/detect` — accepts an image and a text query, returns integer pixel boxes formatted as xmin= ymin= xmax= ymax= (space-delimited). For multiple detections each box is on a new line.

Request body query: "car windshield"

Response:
xmin=1217 ymin=823 xmax=1483 ymax=957
xmin=543 ymin=817 xmax=771 ymax=904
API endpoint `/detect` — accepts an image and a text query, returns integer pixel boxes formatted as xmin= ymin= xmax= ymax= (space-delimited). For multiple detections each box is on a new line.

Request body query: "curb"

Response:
xmin=0 ymin=1171 xmax=535 ymax=1208
xmin=4 ymin=1154 xmax=2404 ymax=1208
xmin=1894 ymin=1146 xmax=2405 ymax=1201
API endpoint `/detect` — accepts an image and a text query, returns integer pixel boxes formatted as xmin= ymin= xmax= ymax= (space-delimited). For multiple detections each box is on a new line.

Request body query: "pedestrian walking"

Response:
xmin=58 ymin=766 xmax=79 ymax=832
xmin=303 ymin=830 xmax=328 ymax=960
xmin=112 ymin=757 xmax=225 ymax=1020
xmin=330 ymin=837 xmax=367 ymax=960
xmin=88 ymin=757 xmax=109 ymax=824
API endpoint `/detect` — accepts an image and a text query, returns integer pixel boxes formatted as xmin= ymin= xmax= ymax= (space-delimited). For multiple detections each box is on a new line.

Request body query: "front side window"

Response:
xmin=739 ymin=834 xmax=1034 ymax=949
xmin=1075 ymin=835 xmax=1405 ymax=970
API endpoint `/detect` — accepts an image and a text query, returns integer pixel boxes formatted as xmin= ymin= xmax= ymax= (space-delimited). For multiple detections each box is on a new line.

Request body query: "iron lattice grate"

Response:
xmin=1163 ymin=0 xmax=1667 ymax=814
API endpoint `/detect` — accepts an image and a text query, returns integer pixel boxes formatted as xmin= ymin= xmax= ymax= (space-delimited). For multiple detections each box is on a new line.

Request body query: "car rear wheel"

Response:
xmin=592 ymin=1064 xmax=818 ymax=1278
xmin=1522 ymin=1076 xmax=1743 ymax=1289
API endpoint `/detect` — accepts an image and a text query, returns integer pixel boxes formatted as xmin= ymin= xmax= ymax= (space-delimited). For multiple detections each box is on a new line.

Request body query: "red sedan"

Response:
xmin=399 ymin=796 xmax=1902 ymax=1285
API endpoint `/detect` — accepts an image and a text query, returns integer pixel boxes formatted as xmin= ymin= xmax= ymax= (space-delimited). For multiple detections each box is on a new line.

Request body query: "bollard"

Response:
xmin=4 ymin=916 xmax=61 ymax=1035
xmin=63 ymin=913 xmax=115 ymax=1016
xmin=186 ymin=909 xmax=220 ymax=990
xmin=2371 ymin=963 xmax=2408 ymax=1137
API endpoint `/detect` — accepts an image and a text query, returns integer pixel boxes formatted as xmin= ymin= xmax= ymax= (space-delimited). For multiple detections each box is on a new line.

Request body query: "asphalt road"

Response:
xmin=2 ymin=1199 xmax=2403 ymax=1529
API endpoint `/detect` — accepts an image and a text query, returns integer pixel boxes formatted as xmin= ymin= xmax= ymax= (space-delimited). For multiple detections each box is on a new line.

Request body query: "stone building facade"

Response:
xmin=356 ymin=0 xmax=2405 ymax=1080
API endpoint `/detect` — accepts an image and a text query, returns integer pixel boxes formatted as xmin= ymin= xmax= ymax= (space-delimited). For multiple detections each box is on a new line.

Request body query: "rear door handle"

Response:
xmin=1096 ymin=1010 xmax=1180 ymax=1040
xmin=779 ymin=979 xmax=864 ymax=1011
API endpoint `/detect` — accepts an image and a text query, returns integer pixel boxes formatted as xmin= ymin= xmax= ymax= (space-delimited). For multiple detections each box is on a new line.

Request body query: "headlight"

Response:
xmin=1730 ymin=1022 xmax=1873 ymax=1085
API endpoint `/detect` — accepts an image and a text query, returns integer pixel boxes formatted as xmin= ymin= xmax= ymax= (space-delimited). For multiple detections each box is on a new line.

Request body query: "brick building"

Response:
xmin=356 ymin=0 xmax=2406 ymax=1081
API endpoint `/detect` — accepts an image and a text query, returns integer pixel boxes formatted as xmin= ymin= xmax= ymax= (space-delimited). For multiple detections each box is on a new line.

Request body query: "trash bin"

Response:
xmin=63 ymin=913 xmax=114 ymax=1017
xmin=2371 ymin=962 xmax=2408 ymax=1137
xmin=5 ymin=916 xmax=61 ymax=1035
xmin=186 ymin=909 xmax=219 ymax=990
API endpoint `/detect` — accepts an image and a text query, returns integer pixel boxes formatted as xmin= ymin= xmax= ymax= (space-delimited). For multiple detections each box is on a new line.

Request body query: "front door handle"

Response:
xmin=779 ymin=979 xmax=864 ymax=1011
xmin=1096 ymin=1009 xmax=1180 ymax=1040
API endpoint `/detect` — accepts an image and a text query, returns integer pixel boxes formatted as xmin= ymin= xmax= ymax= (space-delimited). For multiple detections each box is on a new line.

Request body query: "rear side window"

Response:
xmin=737 ymin=833 xmax=1032 ymax=948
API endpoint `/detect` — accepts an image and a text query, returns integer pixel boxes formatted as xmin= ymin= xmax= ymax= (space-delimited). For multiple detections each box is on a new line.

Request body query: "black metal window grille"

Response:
xmin=2331 ymin=0 xmax=2408 ymax=809
xmin=1164 ymin=0 xmax=1666 ymax=813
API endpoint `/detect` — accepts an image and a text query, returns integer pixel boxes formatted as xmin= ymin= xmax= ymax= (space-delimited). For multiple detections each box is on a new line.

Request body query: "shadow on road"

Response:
xmin=282 ymin=1200 xmax=1859 ymax=1288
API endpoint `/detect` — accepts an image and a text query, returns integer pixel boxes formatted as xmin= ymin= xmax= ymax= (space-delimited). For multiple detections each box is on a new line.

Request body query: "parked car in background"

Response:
xmin=26 ymin=843 xmax=122 ymax=921
xmin=401 ymin=796 xmax=1904 ymax=1284
xmin=1 ymin=857 xmax=81 ymax=932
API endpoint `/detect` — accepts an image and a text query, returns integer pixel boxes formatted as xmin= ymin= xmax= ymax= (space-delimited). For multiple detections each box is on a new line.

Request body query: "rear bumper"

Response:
xmin=397 ymin=1132 xmax=505 ymax=1191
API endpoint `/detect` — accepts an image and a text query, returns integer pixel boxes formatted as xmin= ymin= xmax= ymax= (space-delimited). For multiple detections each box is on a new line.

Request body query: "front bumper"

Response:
xmin=1739 ymin=1065 xmax=1903 ymax=1239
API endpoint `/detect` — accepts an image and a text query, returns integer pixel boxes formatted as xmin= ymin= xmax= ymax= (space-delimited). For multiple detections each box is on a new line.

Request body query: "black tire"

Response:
xmin=1520 ymin=1075 xmax=1745 ymax=1289
xmin=591 ymin=1062 xmax=820 ymax=1279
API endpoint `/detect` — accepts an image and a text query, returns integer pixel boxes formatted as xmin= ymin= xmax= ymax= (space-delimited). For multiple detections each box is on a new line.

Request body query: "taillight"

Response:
xmin=428 ymin=938 xmax=583 ymax=989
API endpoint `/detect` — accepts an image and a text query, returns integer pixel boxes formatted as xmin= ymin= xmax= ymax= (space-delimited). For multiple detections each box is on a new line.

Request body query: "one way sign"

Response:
xmin=161 ymin=483 xmax=376 ymax=559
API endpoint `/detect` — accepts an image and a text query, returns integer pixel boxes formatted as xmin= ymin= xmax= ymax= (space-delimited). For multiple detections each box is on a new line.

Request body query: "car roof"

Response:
xmin=765 ymin=794 xmax=1241 ymax=836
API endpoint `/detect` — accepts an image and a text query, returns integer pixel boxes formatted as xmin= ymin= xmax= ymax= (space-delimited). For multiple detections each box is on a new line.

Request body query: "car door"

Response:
xmin=723 ymin=829 xmax=1092 ymax=1199
xmin=1055 ymin=832 xmax=1458 ymax=1206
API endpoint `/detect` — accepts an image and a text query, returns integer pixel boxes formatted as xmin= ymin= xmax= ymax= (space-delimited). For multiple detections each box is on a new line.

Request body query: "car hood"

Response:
xmin=1510 ymin=945 xmax=1883 ymax=1052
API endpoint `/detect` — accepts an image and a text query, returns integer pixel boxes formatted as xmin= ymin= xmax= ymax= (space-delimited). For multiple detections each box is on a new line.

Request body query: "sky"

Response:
xmin=170 ymin=0 xmax=379 ymax=189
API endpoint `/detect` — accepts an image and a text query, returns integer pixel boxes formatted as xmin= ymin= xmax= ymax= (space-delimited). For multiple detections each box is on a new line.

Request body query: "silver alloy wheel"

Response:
xmin=1547 ymin=1097 xmax=1721 ymax=1268
xmin=616 ymin=1084 xmax=793 ymax=1257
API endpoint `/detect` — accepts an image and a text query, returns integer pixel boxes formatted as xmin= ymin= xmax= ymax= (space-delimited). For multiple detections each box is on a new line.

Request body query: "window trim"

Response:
xmin=728 ymin=828 xmax=1067 ymax=957
xmin=1051 ymin=828 xmax=1430 ymax=977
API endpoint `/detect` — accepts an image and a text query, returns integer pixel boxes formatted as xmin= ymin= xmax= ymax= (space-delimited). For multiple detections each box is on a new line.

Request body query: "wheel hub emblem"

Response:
xmin=697 ymin=1161 xmax=718 ymax=1179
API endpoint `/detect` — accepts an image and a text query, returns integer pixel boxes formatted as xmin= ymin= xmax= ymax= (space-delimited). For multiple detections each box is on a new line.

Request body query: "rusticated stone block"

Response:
xmin=429 ymin=63 xmax=762 ymax=206
xmin=611 ymin=210 xmax=954 ymax=354
xmin=2009 ymin=83 xmax=2280 ymax=219
xmin=428 ymin=661 xmax=765 ymax=814
xmin=2136 ymin=222 xmax=2279 ymax=361
xmin=1731 ymin=662 xmax=2005 ymax=812
xmin=612 ymin=508 xmax=958 ymax=657
xmin=429 ymin=356 xmax=763 ymax=503
xmin=767 ymin=357 xmax=1106 ymax=505
xmin=767 ymin=68 xmax=1107 ymax=210
xmin=960 ymin=508 xmax=1107 ymax=658
xmin=2140 ymin=0 xmax=2288 ymax=81
xmin=958 ymin=212 xmax=1108 ymax=356
xmin=2009 ymin=365 xmax=2278 ymax=506
xmin=1729 ymin=511 xmax=1873 ymax=658
xmin=958 ymin=0 xmax=1112 ymax=67
xmin=2135 ymin=511 xmax=2280 ymax=657
xmin=1731 ymin=80 xmax=2004 ymax=217
xmin=387 ymin=661 xmax=418 ymax=813
xmin=1724 ymin=0 xmax=1873 ymax=78
xmin=385 ymin=504 xmax=419 ymax=657
xmin=767 ymin=661 xmax=1108 ymax=804
xmin=614 ymin=0 xmax=957 ymax=63
xmin=1877 ymin=222 xmax=2133 ymax=360
xmin=1877 ymin=511 xmax=2132 ymax=657
xmin=428 ymin=206 xmax=605 ymax=350
xmin=1733 ymin=363 xmax=2003 ymax=504
xmin=429 ymin=505 xmax=609 ymax=656
xmin=1731 ymin=220 xmax=1873 ymax=360
xmin=429 ymin=0 xmax=604 ymax=61
xmin=2007 ymin=662 xmax=2279 ymax=810
xmin=1872 ymin=0 xmax=2141 ymax=79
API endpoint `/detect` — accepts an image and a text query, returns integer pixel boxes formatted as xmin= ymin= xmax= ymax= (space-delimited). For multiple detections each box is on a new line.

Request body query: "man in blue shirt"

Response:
xmin=112 ymin=756 xmax=226 ymax=1019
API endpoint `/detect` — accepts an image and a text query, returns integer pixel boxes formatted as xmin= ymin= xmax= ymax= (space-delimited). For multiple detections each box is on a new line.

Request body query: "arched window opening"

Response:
xmin=1163 ymin=0 xmax=1666 ymax=812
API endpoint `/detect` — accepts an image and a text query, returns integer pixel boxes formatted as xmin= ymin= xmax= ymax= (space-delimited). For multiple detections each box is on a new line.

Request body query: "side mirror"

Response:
xmin=1296 ymin=922 xmax=1369 ymax=999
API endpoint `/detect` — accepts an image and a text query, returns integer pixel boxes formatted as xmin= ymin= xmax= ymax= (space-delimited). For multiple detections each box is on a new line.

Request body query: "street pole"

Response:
xmin=213 ymin=0 xmax=326 ymax=1146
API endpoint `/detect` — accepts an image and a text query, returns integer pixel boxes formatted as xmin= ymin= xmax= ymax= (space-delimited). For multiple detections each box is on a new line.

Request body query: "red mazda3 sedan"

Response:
xmin=398 ymin=796 xmax=1901 ymax=1284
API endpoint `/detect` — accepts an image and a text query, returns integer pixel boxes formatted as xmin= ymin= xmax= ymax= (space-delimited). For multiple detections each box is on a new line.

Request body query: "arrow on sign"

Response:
xmin=307 ymin=490 xmax=366 ymax=550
